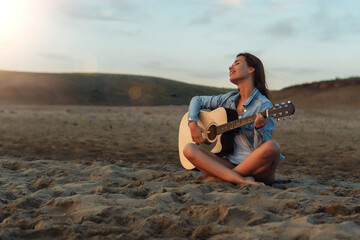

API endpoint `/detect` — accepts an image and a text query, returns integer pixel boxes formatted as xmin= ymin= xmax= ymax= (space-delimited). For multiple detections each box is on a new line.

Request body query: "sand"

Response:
xmin=0 ymin=104 xmax=359 ymax=239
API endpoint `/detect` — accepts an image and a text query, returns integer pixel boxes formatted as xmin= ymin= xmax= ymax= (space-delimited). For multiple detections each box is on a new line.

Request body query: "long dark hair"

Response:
xmin=237 ymin=52 xmax=270 ymax=99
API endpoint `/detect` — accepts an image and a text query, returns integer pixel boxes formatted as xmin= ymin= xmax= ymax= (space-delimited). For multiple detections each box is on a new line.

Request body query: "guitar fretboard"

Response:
xmin=216 ymin=111 xmax=266 ymax=135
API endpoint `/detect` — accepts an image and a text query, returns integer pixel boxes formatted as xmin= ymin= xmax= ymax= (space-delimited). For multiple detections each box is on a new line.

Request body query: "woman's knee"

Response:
xmin=263 ymin=140 xmax=280 ymax=159
xmin=183 ymin=143 xmax=197 ymax=160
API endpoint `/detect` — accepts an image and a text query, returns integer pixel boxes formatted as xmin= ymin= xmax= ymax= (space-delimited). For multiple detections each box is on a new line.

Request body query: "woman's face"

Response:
xmin=229 ymin=56 xmax=254 ymax=84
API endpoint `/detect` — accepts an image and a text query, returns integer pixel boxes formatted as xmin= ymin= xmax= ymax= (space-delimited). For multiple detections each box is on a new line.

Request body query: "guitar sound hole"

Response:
xmin=208 ymin=125 xmax=217 ymax=140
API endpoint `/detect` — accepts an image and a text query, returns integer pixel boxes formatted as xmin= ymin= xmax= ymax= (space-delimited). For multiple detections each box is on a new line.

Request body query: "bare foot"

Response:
xmin=242 ymin=176 xmax=265 ymax=186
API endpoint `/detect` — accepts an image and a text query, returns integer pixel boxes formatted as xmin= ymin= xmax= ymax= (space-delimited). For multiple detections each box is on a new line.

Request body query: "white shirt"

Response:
xmin=226 ymin=117 xmax=252 ymax=165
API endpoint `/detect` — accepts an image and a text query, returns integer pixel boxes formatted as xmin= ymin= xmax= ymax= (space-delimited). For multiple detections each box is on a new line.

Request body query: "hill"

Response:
xmin=1 ymin=70 xmax=359 ymax=108
xmin=0 ymin=71 xmax=232 ymax=106
xmin=271 ymin=77 xmax=360 ymax=109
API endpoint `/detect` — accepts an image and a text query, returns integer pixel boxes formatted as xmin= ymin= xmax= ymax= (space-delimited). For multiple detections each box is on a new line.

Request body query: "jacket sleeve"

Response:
xmin=187 ymin=94 xmax=225 ymax=123
xmin=253 ymin=101 xmax=274 ymax=149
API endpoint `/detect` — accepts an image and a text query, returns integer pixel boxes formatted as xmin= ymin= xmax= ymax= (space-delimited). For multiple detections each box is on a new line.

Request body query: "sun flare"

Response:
xmin=0 ymin=0 xmax=32 ymax=41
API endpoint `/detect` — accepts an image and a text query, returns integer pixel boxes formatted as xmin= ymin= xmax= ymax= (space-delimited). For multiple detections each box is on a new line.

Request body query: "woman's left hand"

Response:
xmin=254 ymin=113 xmax=267 ymax=129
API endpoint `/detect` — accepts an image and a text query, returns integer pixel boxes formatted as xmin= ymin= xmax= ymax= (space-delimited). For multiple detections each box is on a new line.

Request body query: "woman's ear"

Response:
xmin=248 ymin=67 xmax=255 ymax=74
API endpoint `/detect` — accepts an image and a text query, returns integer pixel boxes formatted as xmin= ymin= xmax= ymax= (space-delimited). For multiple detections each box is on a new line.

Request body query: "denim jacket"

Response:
xmin=188 ymin=88 xmax=284 ymax=161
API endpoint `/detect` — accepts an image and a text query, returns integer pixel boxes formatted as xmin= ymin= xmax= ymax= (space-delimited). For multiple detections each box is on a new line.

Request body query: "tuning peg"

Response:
xmin=287 ymin=100 xmax=291 ymax=103
xmin=277 ymin=118 xmax=280 ymax=121
xmin=289 ymin=116 xmax=292 ymax=119
xmin=283 ymin=117 xmax=286 ymax=120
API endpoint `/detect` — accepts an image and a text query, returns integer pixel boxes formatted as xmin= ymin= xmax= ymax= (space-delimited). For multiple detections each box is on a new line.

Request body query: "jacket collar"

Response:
xmin=237 ymin=88 xmax=260 ymax=107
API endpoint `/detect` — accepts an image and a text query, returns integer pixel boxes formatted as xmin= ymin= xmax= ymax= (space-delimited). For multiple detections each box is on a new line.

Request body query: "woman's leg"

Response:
xmin=183 ymin=143 xmax=264 ymax=186
xmin=234 ymin=140 xmax=280 ymax=182
xmin=188 ymin=145 xmax=234 ymax=179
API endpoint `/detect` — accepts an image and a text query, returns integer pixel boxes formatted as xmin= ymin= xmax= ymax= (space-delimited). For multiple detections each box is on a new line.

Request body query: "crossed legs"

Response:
xmin=183 ymin=140 xmax=280 ymax=185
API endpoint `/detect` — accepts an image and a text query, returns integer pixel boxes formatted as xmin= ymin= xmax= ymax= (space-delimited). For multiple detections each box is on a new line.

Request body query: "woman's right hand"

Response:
xmin=188 ymin=121 xmax=210 ymax=144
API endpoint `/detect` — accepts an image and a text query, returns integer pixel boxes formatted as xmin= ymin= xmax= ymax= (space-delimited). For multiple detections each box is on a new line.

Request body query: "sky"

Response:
xmin=0 ymin=0 xmax=359 ymax=90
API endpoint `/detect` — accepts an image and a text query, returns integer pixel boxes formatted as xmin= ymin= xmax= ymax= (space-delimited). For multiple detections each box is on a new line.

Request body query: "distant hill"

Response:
xmin=1 ymin=70 xmax=359 ymax=108
xmin=271 ymin=77 xmax=360 ymax=109
xmin=0 ymin=71 xmax=232 ymax=106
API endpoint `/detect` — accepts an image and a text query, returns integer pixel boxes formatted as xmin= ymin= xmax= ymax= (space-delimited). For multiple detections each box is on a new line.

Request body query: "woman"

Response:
xmin=183 ymin=53 xmax=284 ymax=186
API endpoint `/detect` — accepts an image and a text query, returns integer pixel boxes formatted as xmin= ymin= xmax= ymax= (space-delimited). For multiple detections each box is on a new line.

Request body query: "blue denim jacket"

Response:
xmin=188 ymin=88 xmax=284 ymax=161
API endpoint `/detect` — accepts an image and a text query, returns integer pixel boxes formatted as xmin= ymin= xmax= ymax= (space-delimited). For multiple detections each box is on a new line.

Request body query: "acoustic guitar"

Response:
xmin=178 ymin=101 xmax=295 ymax=170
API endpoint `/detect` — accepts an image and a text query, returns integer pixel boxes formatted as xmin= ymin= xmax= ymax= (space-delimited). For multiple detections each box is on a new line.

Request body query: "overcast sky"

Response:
xmin=0 ymin=0 xmax=359 ymax=90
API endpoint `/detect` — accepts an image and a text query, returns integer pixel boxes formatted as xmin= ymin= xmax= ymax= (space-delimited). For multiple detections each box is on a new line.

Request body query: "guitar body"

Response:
xmin=178 ymin=107 xmax=238 ymax=170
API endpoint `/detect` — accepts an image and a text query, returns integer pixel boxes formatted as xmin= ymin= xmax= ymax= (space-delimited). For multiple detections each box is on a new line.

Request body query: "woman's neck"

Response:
xmin=237 ymin=79 xmax=255 ymax=101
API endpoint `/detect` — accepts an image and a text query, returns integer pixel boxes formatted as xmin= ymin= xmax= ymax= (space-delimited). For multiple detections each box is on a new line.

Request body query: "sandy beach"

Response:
xmin=0 ymin=104 xmax=359 ymax=239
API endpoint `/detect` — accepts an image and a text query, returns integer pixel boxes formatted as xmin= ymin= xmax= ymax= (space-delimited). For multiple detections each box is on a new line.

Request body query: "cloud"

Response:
xmin=217 ymin=0 xmax=246 ymax=8
xmin=59 ymin=0 xmax=139 ymax=22
xmin=260 ymin=1 xmax=360 ymax=43
xmin=309 ymin=5 xmax=340 ymax=41
xmin=187 ymin=14 xmax=212 ymax=26
xmin=265 ymin=20 xmax=296 ymax=38
xmin=186 ymin=0 xmax=248 ymax=27
xmin=307 ymin=0 xmax=360 ymax=42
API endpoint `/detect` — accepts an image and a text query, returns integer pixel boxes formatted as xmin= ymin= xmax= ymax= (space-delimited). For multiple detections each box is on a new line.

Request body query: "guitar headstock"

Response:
xmin=268 ymin=101 xmax=295 ymax=119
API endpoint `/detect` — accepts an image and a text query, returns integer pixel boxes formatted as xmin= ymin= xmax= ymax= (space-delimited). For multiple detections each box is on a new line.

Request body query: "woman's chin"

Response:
xmin=230 ymin=78 xmax=239 ymax=85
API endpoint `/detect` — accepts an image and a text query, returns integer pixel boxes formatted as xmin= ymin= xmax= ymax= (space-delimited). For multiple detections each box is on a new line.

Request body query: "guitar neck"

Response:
xmin=216 ymin=111 xmax=266 ymax=134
